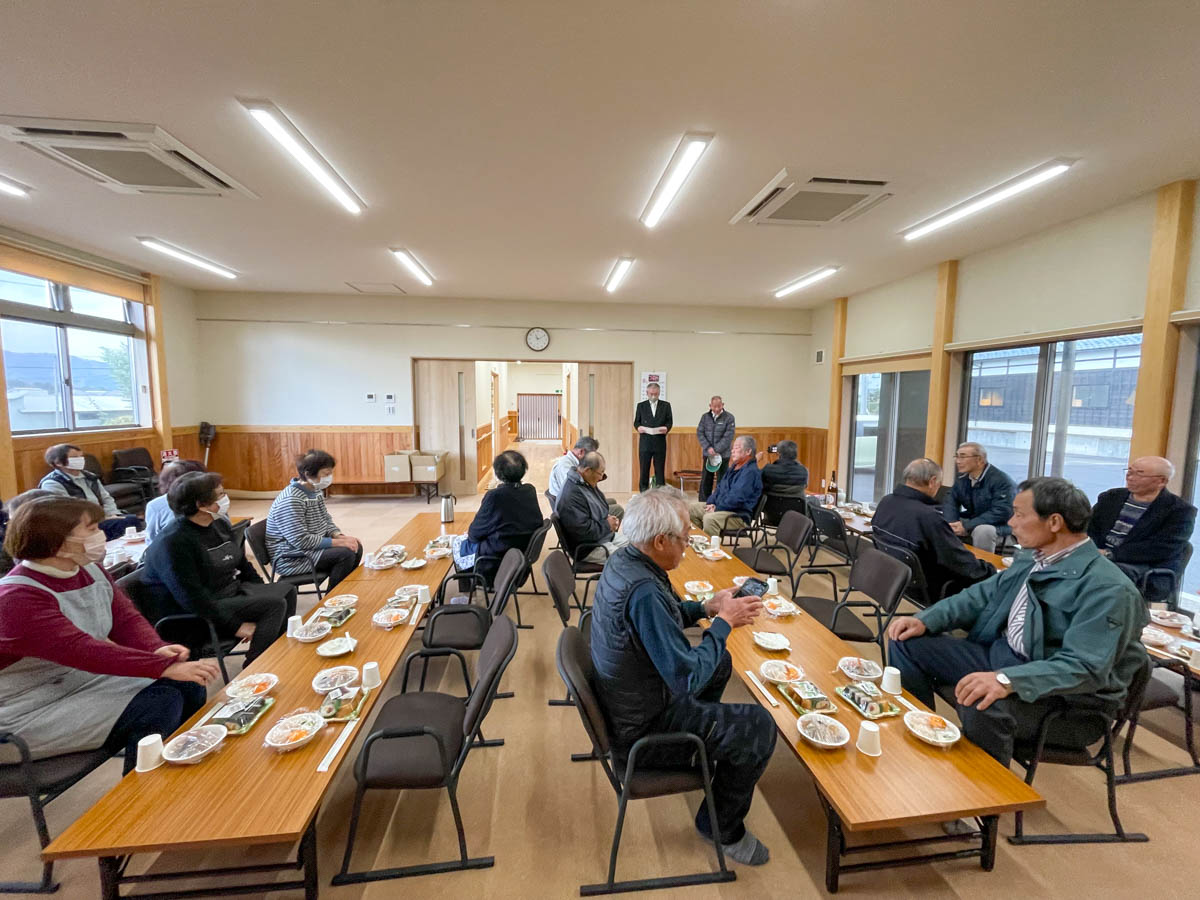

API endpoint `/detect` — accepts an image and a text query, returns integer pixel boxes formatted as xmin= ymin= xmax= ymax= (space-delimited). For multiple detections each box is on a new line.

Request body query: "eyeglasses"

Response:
xmin=954 ymin=452 xmax=980 ymax=459
xmin=1125 ymin=468 xmax=1163 ymax=478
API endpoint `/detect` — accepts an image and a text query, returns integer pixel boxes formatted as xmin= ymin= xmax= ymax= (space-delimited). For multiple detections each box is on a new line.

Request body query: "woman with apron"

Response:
xmin=142 ymin=472 xmax=296 ymax=665
xmin=0 ymin=498 xmax=215 ymax=771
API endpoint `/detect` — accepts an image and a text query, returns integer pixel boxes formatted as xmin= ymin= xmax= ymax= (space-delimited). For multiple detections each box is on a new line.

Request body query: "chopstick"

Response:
xmin=745 ymin=670 xmax=780 ymax=708
xmin=317 ymin=720 xmax=358 ymax=772
xmin=894 ymin=695 xmax=920 ymax=713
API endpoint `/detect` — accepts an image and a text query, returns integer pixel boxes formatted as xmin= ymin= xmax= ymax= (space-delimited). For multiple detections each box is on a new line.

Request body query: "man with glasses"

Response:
xmin=944 ymin=442 xmax=1015 ymax=554
xmin=1087 ymin=456 xmax=1196 ymax=603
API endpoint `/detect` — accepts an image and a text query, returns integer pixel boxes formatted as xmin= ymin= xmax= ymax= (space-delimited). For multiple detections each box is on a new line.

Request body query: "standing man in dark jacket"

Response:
xmin=590 ymin=488 xmax=774 ymax=865
xmin=944 ymin=442 xmax=1015 ymax=553
xmin=634 ymin=381 xmax=672 ymax=492
xmin=696 ymin=396 xmax=736 ymax=501
xmin=759 ymin=440 xmax=809 ymax=527
xmin=872 ymin=459 xmax=994 ymax=603
xmin=556 ymin=453 xmax=626 ymax=563
xmin=1087 ymin=456 xmax=1197 ymax=603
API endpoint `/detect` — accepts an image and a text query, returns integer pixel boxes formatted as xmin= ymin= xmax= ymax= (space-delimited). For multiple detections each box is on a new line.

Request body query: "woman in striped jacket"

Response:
xmin=265 ymin=450 xmax=363 ymax=590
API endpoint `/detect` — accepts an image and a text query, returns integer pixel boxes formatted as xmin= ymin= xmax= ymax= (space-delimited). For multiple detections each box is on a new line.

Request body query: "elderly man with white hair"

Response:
xmin=943 ymin=442 xmax=1016 ymax=553
xmin=688 ymin=435 xmax=762 ymax=537
xmin=1087 ymin=455 xmax=1197 ymax=603
xmin=589 ymin=487 xmax=776 ymax=867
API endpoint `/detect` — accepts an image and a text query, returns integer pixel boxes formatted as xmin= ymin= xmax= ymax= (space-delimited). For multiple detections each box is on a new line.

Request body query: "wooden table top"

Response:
xmin=671 ymin=536 xmax=1044 ymax=832
xmin=45 ymin=512 xmax=474 ymax=861
xmin=834 ymin=507 xmax=1007 ymax=569
xmin=1144 ymin=616 xmax=1200 ymax=676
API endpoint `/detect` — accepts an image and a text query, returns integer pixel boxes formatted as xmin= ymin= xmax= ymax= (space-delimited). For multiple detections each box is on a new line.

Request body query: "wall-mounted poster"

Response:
xmin=640 ymin=370 xmax=667 ymax=401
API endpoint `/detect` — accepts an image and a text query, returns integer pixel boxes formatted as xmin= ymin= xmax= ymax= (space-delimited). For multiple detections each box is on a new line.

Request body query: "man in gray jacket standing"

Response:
xmin=696 ymin=396 xmax=736 ymax=501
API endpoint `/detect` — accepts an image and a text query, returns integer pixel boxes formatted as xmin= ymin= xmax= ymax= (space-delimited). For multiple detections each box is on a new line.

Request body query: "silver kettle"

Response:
xmin=440 ymin=494 xmax=456 ymax=523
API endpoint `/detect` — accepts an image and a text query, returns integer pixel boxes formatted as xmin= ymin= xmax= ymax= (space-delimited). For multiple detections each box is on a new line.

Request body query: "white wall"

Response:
xmin=158 ymin=278 xmax=199 ymax=426
xmin=803 ymin=301 xmax=836 ymax=427
xmin=507 ymin=362 xmax=563 ymax=409
xmin=1184 ymin=191 xmax=1200 ymax=311
xmin=954 ymin=192 xmax=1155 ymax=344
xmin=474 ymin=360 xmax=499 ymax=427
xmin=192 ymin=293 xmax=819 ymax=427
xmin=844 ymin=267 xmax=936 ymax=358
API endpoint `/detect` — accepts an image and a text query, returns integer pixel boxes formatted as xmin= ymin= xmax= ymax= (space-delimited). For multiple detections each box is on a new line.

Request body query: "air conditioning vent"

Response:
xmin=0 ymin=115 xmax=254 ymax=197
xmin=731 ymin=168 xmax=891 ymax=227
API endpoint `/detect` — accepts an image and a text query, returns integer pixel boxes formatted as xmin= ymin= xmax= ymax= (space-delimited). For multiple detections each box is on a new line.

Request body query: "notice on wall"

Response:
xmin=160 ymin=448 xmax=179 ymax=464
xmin=640 ymin=370 xmax=667 ymax=401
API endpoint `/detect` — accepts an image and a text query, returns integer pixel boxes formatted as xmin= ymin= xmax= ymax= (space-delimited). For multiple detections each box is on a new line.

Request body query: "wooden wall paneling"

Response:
xmin=579 ymin=362 xmax=633 ymax=491
xmin=628 ymin=426 xmax=827 ymax=492
xmin=12 ymin=428 xmax=163 ymax=492
xmin=825 ymin=297 xmax=848 ymax=485
xmin=1130 ymin=179 xmax=1196 ymax=458
xmin=476 ymin=424 xmax=493 ymax=483
xmin=925 ymin=260 xmax=959 ymax=460
xmin=170 ymin=427 xmax=203 ymax=462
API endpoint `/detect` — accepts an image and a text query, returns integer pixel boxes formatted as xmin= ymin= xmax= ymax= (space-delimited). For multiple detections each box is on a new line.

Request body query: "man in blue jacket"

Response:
xmin=689 ymin=436 xmax=762 ymax=536
xmin=944 ymin=442 xmax=1015 ymax=553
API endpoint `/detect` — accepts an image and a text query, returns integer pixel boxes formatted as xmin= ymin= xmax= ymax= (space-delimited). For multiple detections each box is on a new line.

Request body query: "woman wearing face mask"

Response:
xmin=142 ymin=473 xmax=296 ymax=665
xmin=38 ymin=443 xmax=145 ymax=540
xmin=0 ymin=498 xmax=216 ymax=772
xmin=265 ymin=449 xmax=363 ymax=591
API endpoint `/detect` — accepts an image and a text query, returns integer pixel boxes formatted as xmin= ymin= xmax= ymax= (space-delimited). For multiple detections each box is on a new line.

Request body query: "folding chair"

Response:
xmin=550 ymin=513 xmax=606 ymax=610
xmin=718 ymin=494 xmax=768 ymax=548
xmin=731 ymin=510 xmax=813 ymax=596
xmin=246 ymin=519 xmax=329 ymax=602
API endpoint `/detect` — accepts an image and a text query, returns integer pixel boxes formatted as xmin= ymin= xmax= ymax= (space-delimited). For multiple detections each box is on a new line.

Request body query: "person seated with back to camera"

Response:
xmin=759 ymin=439 xmax=809 ymax=527
xmin=887 ymin=476 xmax=1148 ymax=767
xmin=38 ymin=443 xmax=144 ymax=540
xmin=943 ymin=442 xmax=1016 ymax=554
xmin=556 ymin=452 xmax=627 ymax=563
xmin=1087 ymin=455 xmax=1197 ymax=604
xmin=590 ymin=487 xmax=775 ymax=865
xmin=0 ymin=497 xmax=217 ymax=773
xmin=143 ymin=472 xmax=297 ymax=665
xmin=548 ymin=435 xmax=623 ymax=518
xmin=688 ymin=436 xmax=762 ymax=537
xmin=143 ymin=459 xmax=207 ymax=543
xmin=451 ymin=450 xmax=544 ymax=579
xmin=871 ymin=458 xmax=994 ymax=602
xmin=266 ymin=449 xmax=363 ymax=591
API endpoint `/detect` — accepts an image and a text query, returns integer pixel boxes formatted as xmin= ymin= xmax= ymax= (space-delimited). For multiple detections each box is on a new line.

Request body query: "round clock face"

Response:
xmin=525 ymin=327 xmax=550 ymax=352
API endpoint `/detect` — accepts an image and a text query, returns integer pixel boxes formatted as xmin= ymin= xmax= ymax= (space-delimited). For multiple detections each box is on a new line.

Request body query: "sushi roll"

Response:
xmin=865 ymin=701 xmax=882 ymax=716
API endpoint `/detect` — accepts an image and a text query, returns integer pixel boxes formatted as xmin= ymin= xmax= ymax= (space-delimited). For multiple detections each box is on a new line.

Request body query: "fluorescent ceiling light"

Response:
xmin=605 ymin=257 xmax=634 ymax=293
xmin=454 ymin=323 xmax=472 ymax=328
xmin=390 ymin=248 xmax=434 ymax=285
xmin=240 ymin=99 xmax=365 ymax=214
xmin=774 ymin=266 xmax=839 ymax=299
xmin=902 ymin=158 xmax=1076 ymax=241
xmin=0 ymin=174 xmax=30 ymax=197
xmin=137 ymin=237 xmax=236 ymax=279
xmin=696 ymin=330 xmax=725 ymax=335
xmin=580 ymin=327 xmax=603 ymax=331
xmin=640 ymin=133 xmax=713 ymax=228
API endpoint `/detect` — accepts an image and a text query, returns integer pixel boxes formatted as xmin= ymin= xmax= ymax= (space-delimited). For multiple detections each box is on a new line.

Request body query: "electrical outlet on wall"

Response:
xmin=385 ymin=404 xmax=396 ymax=416
xmin=365 ymin=392 xmax=377 ymax=402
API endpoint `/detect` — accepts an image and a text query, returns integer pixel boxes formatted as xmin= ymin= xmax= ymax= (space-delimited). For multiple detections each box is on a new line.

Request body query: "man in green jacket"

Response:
xmin=887 ymin=476 xmax=1148 ymax=765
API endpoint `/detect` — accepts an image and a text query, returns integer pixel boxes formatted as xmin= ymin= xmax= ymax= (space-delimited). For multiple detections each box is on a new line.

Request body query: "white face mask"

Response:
xmin=65 ymin=530 xmax=107 ymax=565
xmin=66 ymin=456 xmax=86 ymax=471
xmin=313 ymin=475 xmax=333 ymax=491
xmin=209 ymin=494 xmax=231 ymax=518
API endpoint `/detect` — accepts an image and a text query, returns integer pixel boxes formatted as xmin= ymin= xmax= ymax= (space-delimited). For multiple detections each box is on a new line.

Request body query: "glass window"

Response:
xmin=2 ymin=319 xmax=68 ymax=431
xmin=0 ymin=269 xmax=53 ymax=308
xmin=64 ymin=327 xmax=139 ymax=428
xmin=67 ymin=287 xmax=128 ymax=322
xmin=962 ymin=344 xmax=1040 ymax=482
xmin=847 ymin=369 xmax=929 ymax=503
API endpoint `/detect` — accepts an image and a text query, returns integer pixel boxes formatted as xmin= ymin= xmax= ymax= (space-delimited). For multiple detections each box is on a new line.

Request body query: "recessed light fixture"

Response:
xmin=137 ymin=237 xmax=237 ymax=279
xmin=902 ymin=158 xmax=1076 ymax=241
xmin=239 ymin=99 xmax=365 ymax=214
xmin=390 ymin=248 xmax=434 ymax=286
xmin=604 ymin=257 xmax=635 ymax=293
xmin=774 ymin=266 xmax=839 ymax=299
xmin=640 ymin=133 xmax=713 ymax=228
xmin=0 ymin=174 xmax=30 ymax=197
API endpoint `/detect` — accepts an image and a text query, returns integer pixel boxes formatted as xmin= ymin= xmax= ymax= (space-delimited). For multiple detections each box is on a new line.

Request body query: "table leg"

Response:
xmin=300 ymin=820 xmax=319 ymax=899
xmin=979 ymin=815 xmax=999 ymax=871
xmin=825 ymin=810 xmax=843 ymax=894
xmin=98 ymin=856 xmax=120 ymax=900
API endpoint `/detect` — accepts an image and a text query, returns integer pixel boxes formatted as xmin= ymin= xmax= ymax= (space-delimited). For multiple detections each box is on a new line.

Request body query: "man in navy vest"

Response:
xmin=38 ymin=443 xmax=144 ymax=540
xmin=589 ymin=487 xmax=776 ymax=866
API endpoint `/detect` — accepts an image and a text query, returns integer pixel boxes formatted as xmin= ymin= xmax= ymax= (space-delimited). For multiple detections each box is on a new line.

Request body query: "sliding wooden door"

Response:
xmin=413 ymin=359 xmax=478 ymax=496
xmin=578 ymin=362 xmax=633 ymax=492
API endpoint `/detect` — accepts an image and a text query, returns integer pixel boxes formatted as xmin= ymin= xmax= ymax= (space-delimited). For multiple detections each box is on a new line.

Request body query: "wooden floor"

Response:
xmin=6 ymin=440 xmax=1200 ymax=898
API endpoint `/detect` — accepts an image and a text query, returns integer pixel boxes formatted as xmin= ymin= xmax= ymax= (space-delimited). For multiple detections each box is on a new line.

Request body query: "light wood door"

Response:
xmin=413 ymin=359 xmax=478 ymax=496
xmin=578 ymin=362 xmax=633 ymax=491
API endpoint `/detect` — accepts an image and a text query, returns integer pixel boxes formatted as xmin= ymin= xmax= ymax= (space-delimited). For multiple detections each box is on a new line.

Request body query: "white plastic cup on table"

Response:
xmin=125 ymin=525 xmax=138 ymax=539
xmin=362 ymin=661 xmax=382 ymax=691
xmin=709 ymin=534 xmax=720 ymax=549
xmin=881 ymin=666 xmax=903 ymax=694
xmin=766 ymin=577 xmax=778 ymax=596
xmin=856 ymin=721 xmax=882 ymax=756
xmin=135 ymin=734 xmax=165 ymax=772
xmin=1190 ymin=646 xmax=1200 ymax=671
xmin=417 ymin=585 xmax=432 ymax=604
xmin=364 ymin=551 xmax=375 ymax=568
xmin=286 ymin=615 xmax=303 ymax=638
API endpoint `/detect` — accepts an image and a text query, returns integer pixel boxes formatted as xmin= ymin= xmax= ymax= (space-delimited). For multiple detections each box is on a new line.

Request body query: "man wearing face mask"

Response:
xmin=39 ymin=443 xmax=144 ymax=540
xmin=143 ymin=472 xmax=296 ymax=665
xmin=266 ymin=449 xmax=363 ymax=591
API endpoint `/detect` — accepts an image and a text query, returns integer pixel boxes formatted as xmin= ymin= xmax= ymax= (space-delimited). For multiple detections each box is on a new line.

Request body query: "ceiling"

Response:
xmin=1 ymin=0 xmax=1198 ymax=308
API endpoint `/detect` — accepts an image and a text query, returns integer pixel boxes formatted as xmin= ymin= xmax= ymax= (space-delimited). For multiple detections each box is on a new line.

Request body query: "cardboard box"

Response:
xmin=383 ymin=453 xmax=412 ymax=482
xmin=410 ymin=451 xmax=447 ymax=483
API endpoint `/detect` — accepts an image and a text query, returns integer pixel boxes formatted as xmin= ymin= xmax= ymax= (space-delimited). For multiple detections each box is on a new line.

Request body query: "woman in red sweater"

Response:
xmin=0 ymin=498 xmax=218 ymax=772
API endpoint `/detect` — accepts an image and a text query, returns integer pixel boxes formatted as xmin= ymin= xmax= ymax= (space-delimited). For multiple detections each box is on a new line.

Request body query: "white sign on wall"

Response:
xmin=640 ymin=370 xmax=667 ymax=401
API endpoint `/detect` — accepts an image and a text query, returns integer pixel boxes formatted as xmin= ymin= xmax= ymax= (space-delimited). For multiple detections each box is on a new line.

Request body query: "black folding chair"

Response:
xmin=806 ymin=503 xmax=862 ymax=569
xmin=1009 ymin=659 xmax=1152 ymax=845
xmin=718 ymin=494 xmax=768 ymax=548
xmin=544 ymin=550 xmax=584 ymax=707
xmin=550 ymin=513 xmax=607 ymax=610
xmin=1134 ymin=543 xmax=1194 ymax=608
xmin=246 ymin=519 xmax=329 ymax=601
xmin=555 ymin=626 xmax=736 ymax=895
xmin=731 ymin=510 xmax=814 ymax=596
xmin=465 ymin=518 xmax=554 ymax=630
xmin=1118 ymin=656 xmax=1200 ymax=784
xmin=332 ymin=616 xmax=518 ymax=886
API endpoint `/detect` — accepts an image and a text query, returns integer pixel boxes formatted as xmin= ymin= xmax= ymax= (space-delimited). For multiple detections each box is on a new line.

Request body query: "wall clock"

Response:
xmin=525 ymin=327 xmax=550 ymax=352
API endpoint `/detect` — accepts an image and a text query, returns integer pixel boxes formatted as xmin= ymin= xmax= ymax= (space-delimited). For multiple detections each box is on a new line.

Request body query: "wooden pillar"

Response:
xmin=825 ymin=297 xmax=848 ymax=483
xmin=0 ymin=324 xmax=19 ymax=498
xmin=925 ymin=260 xmax=959 ymax=459
xmin=1129 ymin=180 xmax=1196 ymax=458
xmin=145 ymin=276 xmax=173 ymax=453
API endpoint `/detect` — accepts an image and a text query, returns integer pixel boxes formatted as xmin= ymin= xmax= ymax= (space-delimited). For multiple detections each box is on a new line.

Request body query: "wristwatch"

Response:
xmin=995 ymin=672 xmax=1011 ymax=687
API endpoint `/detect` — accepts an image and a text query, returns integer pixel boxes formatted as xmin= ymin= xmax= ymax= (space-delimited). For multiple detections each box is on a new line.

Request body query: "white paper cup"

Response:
xmin=125 ymin=526 xmax=138 ymax=539
xmin=766 ymin=577 xmax=778 ymax=596
xmin=881 ymin=666 xmax=903 ymax=694
xmin=362 ymin=661 xmax=382 ymax=691
xmin=364 ymin=552 xmax=376 ymax=567
xmin=135 ymin=734 xmax=165 ymax=772
xmin=286 ymin=615 xmax=303 ymax=638
xmin=709 ymin=534 xmax=720 ymax=549
xmin=1190 ymin=647 xmax=1200 ymax=671
xmin=417 ymin=585 xmax=432 ymax=604
xmin=856 ymin=721 xmax=882 ymax=756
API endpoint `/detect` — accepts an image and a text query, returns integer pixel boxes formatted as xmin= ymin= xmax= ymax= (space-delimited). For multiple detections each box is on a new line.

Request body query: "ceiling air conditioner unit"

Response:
xmin=731 ymin=169 xmax=891 ymax=227
xmin=0 ymin=115 xmax=254 ymax=197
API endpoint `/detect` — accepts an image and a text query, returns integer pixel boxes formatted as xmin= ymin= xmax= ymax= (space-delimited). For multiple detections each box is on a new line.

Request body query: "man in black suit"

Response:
xmin=1087 ymin=455 xmax=1197 ymax=603
xmin=634 ymin=381 xmax=672 ymax=492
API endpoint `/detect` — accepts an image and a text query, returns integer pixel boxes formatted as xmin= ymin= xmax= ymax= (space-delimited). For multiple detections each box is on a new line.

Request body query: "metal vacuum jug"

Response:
xmin=440 ymin=494 xmax=456 ymax=523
